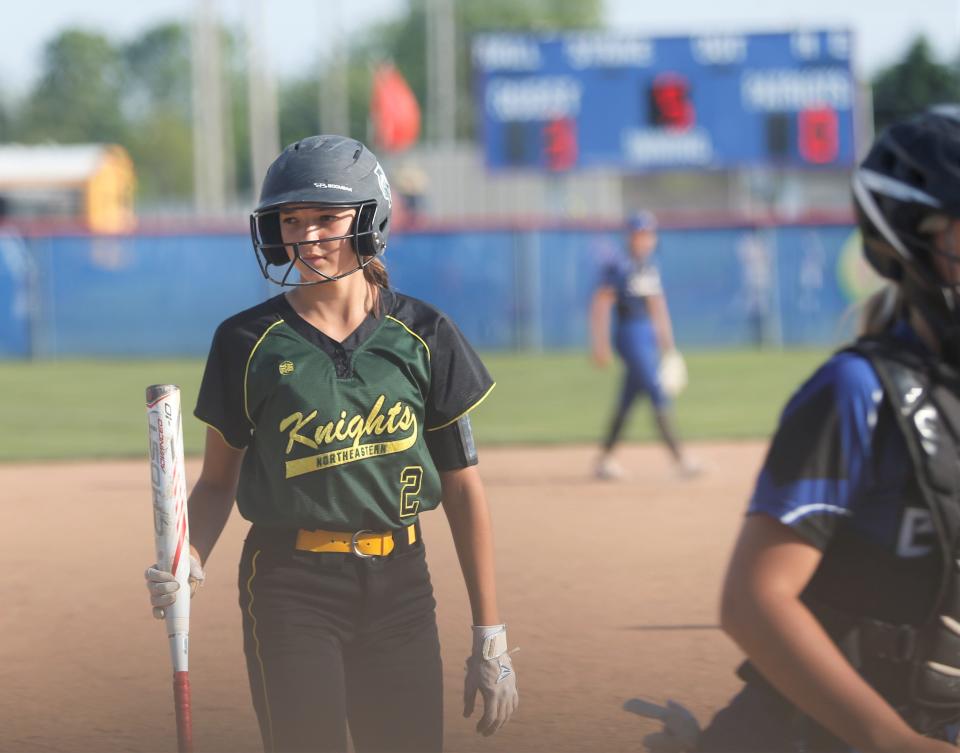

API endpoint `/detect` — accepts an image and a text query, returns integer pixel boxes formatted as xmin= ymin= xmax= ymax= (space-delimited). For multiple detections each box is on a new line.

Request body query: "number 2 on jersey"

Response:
xmin=399 ymin=466 xmax=423 ymax=518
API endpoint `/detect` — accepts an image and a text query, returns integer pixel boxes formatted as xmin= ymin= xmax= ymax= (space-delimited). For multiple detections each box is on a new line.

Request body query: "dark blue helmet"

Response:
xmin=853 ymin=106 xmax=960 ymax=280
xmin=250 ymin=135 xmax=393 ymax=286
xmin=852 ymin=106 xmax=960 ymax=357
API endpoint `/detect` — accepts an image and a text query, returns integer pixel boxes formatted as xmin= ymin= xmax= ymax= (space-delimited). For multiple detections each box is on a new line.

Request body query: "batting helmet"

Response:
xmin=625 ymin=210 xmax=657 ymax=232
xmin=250 ymin=135 xmax=393 ymax=285
xmin=852 ymin=106 xmax=960 ymax=359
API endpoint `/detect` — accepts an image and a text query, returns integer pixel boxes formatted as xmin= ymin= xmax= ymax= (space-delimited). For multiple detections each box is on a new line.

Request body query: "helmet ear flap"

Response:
xmin=254 ymin=212 xmax=289 ymax=265
xmin=356 ymin=202 xmax=384 ymax=256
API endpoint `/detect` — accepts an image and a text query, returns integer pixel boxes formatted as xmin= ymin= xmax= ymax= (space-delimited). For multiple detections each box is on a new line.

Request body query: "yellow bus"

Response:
xmin=0 ymin=143 xmax=135 ymax=233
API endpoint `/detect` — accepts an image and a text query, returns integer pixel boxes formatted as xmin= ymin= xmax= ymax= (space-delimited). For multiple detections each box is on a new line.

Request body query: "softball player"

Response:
xmin=145 ymin=135 xmax=518 ymax=753
xmin=590 ymin=210 xmax=700 ymax=480
xmin=697 ymin=110 xmax=960 ymax=753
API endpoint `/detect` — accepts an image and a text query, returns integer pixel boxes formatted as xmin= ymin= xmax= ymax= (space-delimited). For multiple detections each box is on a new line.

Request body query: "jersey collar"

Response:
xmin=274 ymin=288 xmax=394 ymax=356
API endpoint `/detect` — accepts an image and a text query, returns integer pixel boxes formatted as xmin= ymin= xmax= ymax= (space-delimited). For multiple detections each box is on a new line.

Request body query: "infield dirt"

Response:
xmin=0 ymin=441 xmax=764 ymax=752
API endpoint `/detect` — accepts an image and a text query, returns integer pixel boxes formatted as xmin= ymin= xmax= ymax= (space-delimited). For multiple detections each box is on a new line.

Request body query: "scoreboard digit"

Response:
xmin=798 ymin=107 xmax=840 ymax=164
xmin=648 ymin=73 xmax=694 ymax=130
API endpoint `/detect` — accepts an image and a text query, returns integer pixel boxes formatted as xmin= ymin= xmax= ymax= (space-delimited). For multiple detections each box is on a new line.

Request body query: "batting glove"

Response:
xmin=145 ymin=552 xmax=205 ymax=619
xmin=463 ymin=624 xmax=519 ymax=736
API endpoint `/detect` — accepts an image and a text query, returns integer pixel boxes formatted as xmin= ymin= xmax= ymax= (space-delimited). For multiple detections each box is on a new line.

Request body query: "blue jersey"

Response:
xmin=748 ymin=320 xmax=940 ymax=624
xmin=599 ymin=256 xmax=663 ymax=323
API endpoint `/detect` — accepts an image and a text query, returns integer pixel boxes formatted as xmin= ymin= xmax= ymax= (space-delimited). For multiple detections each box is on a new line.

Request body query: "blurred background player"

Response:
xmin=0 ymin=194 xmax=33 ymax=360
xmin=145 ymin=135 xmax=518 ymax=753
xmin=699 ymin=108 xmax=960 ymax=752
xmin=590 ymin=210 xmax=700 ymax=480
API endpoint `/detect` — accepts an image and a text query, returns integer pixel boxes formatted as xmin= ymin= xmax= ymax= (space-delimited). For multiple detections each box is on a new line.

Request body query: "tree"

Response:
xmin=123 ymin=21 xmax=248 ymax=204
xmin=125 ymin=110 xmax=194 ymax=203
xmin=871 ymin=36 xmax=960 ymax=132
xmin=19 ymin=29 xmax=126 ymax=144
xmin=123 ymin=23 xmax=194 ymax=200
xmin=9 ymin=3 xmax=608 ymax=207
xmin=279 ymin=75 xmax=321 ymax=148
xmin=458 ymin=0 xmax=603 ymax=31
xmin=354 ymin=0 xmax=603 ymax=141
xmin=0 ymin=94 xmax=10 ymax=142
xmin=123 ymin=23 xmax=192 ymax=117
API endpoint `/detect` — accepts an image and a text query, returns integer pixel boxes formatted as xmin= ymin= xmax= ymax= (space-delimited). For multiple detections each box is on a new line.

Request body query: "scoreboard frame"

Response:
xmin=473 ymin=29 xmax=860 ymax=172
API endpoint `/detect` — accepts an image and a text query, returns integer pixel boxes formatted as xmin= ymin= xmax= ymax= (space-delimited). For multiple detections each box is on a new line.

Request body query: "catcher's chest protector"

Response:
xmin=853 ymin=336 xmax=960 ymax=729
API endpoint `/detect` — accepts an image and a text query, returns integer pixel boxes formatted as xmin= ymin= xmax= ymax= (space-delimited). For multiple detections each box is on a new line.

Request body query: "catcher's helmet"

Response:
xmin=250 ymin=135 xmax=392 ymax=285
xmin=852 ymin=106 xmax=960 ymax=359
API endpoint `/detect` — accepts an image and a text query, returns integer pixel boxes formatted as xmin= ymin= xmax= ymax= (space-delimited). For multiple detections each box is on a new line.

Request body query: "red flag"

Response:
xmin=370 ymin=63 xmax=421 ymax=152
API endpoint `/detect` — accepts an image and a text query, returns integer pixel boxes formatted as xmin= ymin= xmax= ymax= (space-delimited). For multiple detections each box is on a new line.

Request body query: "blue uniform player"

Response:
xmin=696 ymin=109 xmax=960 ymax=753
xmin=590 ymin=210 xmax=700 ymax=480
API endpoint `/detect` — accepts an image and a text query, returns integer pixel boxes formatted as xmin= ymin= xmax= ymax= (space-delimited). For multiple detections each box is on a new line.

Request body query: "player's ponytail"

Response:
xmin=859 ymin=284 xmax=903 ymax=336
xmin=363 ymin=257 xmax=389 ymax=288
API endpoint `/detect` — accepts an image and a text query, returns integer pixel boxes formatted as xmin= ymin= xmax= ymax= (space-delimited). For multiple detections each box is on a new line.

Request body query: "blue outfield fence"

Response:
xmin=0 ymin=223 xmax=869 ymax=358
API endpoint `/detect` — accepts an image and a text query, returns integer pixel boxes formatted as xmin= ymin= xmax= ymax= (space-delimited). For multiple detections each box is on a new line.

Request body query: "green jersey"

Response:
xmin=195 ymin=289 xmax=494 ymax=531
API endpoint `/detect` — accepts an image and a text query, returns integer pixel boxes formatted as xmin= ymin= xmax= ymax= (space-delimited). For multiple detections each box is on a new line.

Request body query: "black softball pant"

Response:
xmin=238 ymin=526 xmax=443 ymax=753
xmin=696 ymin=681 xmax=957 ymax=752
xmin=695 ymin=682 xmax=847 ymax=752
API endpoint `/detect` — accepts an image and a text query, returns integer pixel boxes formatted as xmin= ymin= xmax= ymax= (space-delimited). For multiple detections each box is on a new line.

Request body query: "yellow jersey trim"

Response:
xmin=426 ymin=382 xmax=496 ymax=432
xmin=243 ymin=318 xmax=285 ymax=427
xmin=385 ymin=315 xmax=431 ymax=362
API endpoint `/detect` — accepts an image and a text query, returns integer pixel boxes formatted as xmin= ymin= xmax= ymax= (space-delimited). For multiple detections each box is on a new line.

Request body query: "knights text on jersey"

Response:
xmin=194 ymin=289 xmax=495 ymax=531
xmin=748 ymin=322 xmax=941 ymax=622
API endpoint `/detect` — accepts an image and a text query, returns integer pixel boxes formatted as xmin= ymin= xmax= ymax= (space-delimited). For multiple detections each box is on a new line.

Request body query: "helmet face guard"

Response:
xmin=249 ymin=135 xmax=392 ymax=287
xmin=250 ymin=199 xmax=384 ymax=286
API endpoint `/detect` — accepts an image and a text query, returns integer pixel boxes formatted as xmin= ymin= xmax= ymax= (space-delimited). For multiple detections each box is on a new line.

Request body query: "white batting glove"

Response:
xmin=463 ymin=624 xmax=519 ymax=736
xmin=145 ymin=552 xmax=205 ymax=619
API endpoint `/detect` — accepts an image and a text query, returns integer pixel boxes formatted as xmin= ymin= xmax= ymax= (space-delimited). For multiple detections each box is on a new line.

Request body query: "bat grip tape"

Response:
xmin=173 ymin=670 xmax=193 ymax=753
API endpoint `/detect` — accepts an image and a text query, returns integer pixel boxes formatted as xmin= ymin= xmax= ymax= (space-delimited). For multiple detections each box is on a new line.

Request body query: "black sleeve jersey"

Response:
xmin=387 ymin=292 xmax=495 ymax=431
xmin=195 ymin=297 xmax=283 ymax=449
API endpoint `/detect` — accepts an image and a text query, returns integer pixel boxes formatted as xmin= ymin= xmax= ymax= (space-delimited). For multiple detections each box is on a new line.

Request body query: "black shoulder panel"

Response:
xmin=194 ymin=295 xmax=286 ymax=448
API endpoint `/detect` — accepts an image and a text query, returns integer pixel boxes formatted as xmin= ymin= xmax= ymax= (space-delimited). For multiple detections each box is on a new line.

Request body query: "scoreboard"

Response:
xmin=473 ymin=30 xmax=858 ymax=171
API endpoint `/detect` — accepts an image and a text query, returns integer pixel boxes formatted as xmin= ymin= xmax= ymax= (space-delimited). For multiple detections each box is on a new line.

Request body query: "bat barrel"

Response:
xmin=146 ymin=384 xmax=180 ymax=405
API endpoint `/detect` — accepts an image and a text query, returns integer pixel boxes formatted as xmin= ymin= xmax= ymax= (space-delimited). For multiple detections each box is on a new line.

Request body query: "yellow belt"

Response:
xmin=295 ymin=524 xmax=417 ymax=557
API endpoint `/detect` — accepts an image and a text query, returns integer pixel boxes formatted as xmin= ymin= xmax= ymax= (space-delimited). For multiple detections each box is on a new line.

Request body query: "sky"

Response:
xmin=1 ymin=0 xmax=957 ymax=97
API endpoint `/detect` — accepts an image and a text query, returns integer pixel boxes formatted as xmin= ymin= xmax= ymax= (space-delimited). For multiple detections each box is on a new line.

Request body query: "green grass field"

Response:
xmin=0 ymin=349 xmax=829 ymax=461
